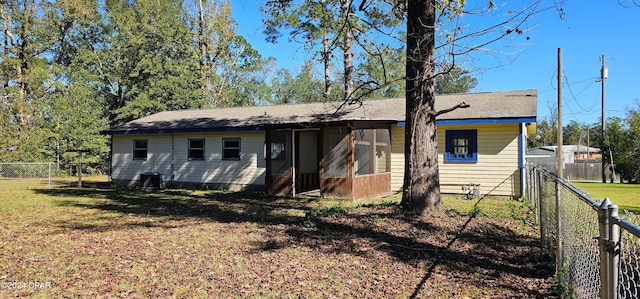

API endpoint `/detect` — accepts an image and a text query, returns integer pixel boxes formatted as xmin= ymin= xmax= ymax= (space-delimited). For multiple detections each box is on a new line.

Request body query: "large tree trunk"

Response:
xmin=197 ymin=0 xmax=210 ymax=103
xmin=401 ymin=0 xmax=441 ymax=217
xmin=341 ymin=0 xmax=354 ymax=101
xmin=321 ymin=0 xmax=331 ymax=100
xmin=323 ymin=31 xmax=331 ymax=100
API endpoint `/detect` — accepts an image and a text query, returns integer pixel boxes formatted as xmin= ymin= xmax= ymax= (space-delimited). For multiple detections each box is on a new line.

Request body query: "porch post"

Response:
xmin=348 ymin=124 xmax=354 ymax=197
xmin=265 ymin=128 xmax=272 ymax=193
xmin=291 ymin=129 xmax=296 ymax=196
xmin=318 ymin=127 xmax=324 ymax=196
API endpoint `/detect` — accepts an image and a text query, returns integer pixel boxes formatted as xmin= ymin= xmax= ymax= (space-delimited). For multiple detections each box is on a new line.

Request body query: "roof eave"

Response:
xmin=396 ymin=116 xmax=537 ymax=127
xmin=101 ymin=126 xmax=265 ymax=135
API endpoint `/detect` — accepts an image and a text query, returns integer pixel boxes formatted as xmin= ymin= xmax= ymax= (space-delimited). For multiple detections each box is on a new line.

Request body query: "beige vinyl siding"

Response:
xmin=154 ymin=136 xmax=173 ymax=180
xmin=211 ymin=131 xmax=265 ymax=186
xmin=111 ymin=131 xmax=266 ymax=188
xmin=390 ymin=125 xmax=405 ymax=192
xmin=389 ymin=123 xmax=521 ymax=197
xmin=438 ymin=124 xmax=520 ymax=197
xmin=173 ymin=131 xmax=265 ymax=187
xmin=111 ymin=134 xmax=172 ymax=185
xmin=376 ymin=149 xmax=389 ymax=174
xmin=173 ymin=133 xmax=206 ymax=183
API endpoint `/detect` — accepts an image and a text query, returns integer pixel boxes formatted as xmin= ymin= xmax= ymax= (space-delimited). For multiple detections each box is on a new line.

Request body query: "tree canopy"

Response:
xmin=0 ymin=1 xmax=543 ymax=203
xmin=435 ymin=64 xmax=478 ymax=94
xmin=0 ymin=0 xmax=338 ymax=173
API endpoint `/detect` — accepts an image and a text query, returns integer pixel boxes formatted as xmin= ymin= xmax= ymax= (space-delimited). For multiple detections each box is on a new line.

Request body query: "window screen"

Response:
xmin=322 ymin=128 xmax=348 ymax=178
xmin=376 ymin=128 xmax=391 ymax=173
xmin=271 ymin=134 xmax=286 ymax=160
xmin=354 ymin=128 xmax=391 ymax=176
xmin=271 ymin=130 xmax=291 ymax=176
xmin=355 ymin=129 xmax=373 ymax=176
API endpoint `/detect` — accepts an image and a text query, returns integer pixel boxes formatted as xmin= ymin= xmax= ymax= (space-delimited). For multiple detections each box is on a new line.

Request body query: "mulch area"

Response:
xmin=261 ymin=203 xmax=558 ymax=298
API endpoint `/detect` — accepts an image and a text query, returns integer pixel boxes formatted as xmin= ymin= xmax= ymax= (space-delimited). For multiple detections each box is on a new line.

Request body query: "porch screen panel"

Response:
xmin=298 ymin=131 xmax=318 ymax=173
xmin=376 ymin=128 xmax=391 ymax=173
xmin=271 ymin=130 xmax=292 ymax=176
xmin=355 ymin=129 xmax=373 ymax=176
xmin=322 ymin=128 xmax=348 ymax=178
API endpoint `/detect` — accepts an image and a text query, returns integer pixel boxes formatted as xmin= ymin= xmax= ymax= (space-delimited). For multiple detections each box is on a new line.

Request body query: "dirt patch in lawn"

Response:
xmin=1 ymin=185 xmax=556 ymax=298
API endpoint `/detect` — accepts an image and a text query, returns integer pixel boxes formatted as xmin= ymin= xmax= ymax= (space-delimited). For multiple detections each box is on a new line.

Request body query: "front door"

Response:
xmin=268 ymin=129 xmax=292 ymax=195
xmin=294 ymin=130 xmax=320 ymax=193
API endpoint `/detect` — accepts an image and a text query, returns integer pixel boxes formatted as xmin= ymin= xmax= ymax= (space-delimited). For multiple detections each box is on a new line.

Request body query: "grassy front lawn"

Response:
xmin=0 ymin=177 xmax=555 ymax=298
xmin=573 ymin=182 xmax=640 ymax=213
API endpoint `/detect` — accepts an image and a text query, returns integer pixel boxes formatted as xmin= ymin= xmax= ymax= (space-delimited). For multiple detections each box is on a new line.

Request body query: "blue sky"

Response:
xmin=231 ymin=1 xmax=640 ymax=126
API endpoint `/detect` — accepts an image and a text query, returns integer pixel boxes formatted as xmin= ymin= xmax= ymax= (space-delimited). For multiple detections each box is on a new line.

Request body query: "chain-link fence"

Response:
xmin=617 ymin=211 xmax=640 ymax=298
xmin=527 ymin=163 xmax=640 ymax=299
xmin=0 ymin=162 xmax=53 ymax=189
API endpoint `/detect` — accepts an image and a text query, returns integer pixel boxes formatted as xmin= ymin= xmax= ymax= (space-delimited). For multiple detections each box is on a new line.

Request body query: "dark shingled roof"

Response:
xmin=102 ymin=89 xmax=537 ymax=134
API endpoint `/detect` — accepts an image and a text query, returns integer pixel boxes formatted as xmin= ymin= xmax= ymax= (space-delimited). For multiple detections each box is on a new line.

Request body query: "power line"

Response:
xmin=562 ymin=71 xmax=599 ymax=113
xmin=557 ymin=73 xmax=600 ymax=125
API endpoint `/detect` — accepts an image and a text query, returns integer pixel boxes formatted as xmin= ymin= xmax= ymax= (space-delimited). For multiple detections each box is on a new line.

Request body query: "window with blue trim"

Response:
xmin=445 ymin=130 xmax=477 ymax=162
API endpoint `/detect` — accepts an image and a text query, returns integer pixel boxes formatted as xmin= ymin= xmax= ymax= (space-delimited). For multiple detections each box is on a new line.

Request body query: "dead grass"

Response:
xmin=0 ymin=177 xmax=556 ymax=298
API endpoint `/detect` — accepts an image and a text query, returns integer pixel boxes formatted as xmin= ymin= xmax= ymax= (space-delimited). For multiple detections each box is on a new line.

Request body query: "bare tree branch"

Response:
xmin=618 ymin=0 xmax=640 ymax=8
xmin=350 ymin=76 xmax=406 ymax=103
xmin=435 ymin=101 xmax=470 ymax=117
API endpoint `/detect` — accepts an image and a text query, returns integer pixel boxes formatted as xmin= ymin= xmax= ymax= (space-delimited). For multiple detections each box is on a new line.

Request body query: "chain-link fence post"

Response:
xmin=532 ymin=165 xmax=537 ymax=201
xmin=556 ymin=179 xmax=563 ymax=276
xmin=532 ymin=166 xmax=539 ymax=224
xmin=608 ymin=204 xmax=620 ymax=299
xmin=524 ymin=165 xmax=533 ymax=203
xmin=599 ymin=198 xmax=613 ymax=299
xmin=538 ymin=167 xmax=546 ymax=247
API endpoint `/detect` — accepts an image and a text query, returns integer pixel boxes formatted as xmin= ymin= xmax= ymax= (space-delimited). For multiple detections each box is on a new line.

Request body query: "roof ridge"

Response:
xmin=103 ymin=89 xmax=538 ymax=134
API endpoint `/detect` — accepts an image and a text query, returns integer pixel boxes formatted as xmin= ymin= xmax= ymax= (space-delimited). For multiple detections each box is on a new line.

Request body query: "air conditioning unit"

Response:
xmin=140 ymin=172 xmax=164 ymax=190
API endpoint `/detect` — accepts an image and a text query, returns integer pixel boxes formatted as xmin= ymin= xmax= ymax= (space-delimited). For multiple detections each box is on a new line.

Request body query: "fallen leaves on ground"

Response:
xmin=0 ymin=188 xmax=556 ymax=298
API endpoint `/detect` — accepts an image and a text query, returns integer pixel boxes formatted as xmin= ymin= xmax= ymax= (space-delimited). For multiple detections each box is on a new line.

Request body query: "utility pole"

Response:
xmin=600 ymin=55 xmax=607 ymax=183
xmin=557 ymin=48 xmax=563 ymax=178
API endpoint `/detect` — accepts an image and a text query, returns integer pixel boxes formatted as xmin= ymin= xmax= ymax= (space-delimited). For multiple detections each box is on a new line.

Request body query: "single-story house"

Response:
xmin=101 ymin=89 xmax=537 ymax=200
xmin=527 ymin=145 xmax=601 ymax=164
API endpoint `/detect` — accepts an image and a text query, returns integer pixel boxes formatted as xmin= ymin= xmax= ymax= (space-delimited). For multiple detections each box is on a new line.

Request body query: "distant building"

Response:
xmin=527 ymin=145 xmax=601 ymax=164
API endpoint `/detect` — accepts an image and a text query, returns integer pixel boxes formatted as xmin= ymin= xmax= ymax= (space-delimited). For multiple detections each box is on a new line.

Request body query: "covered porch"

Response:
xmin=265 ymin=121 xmax=393 ymax=200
